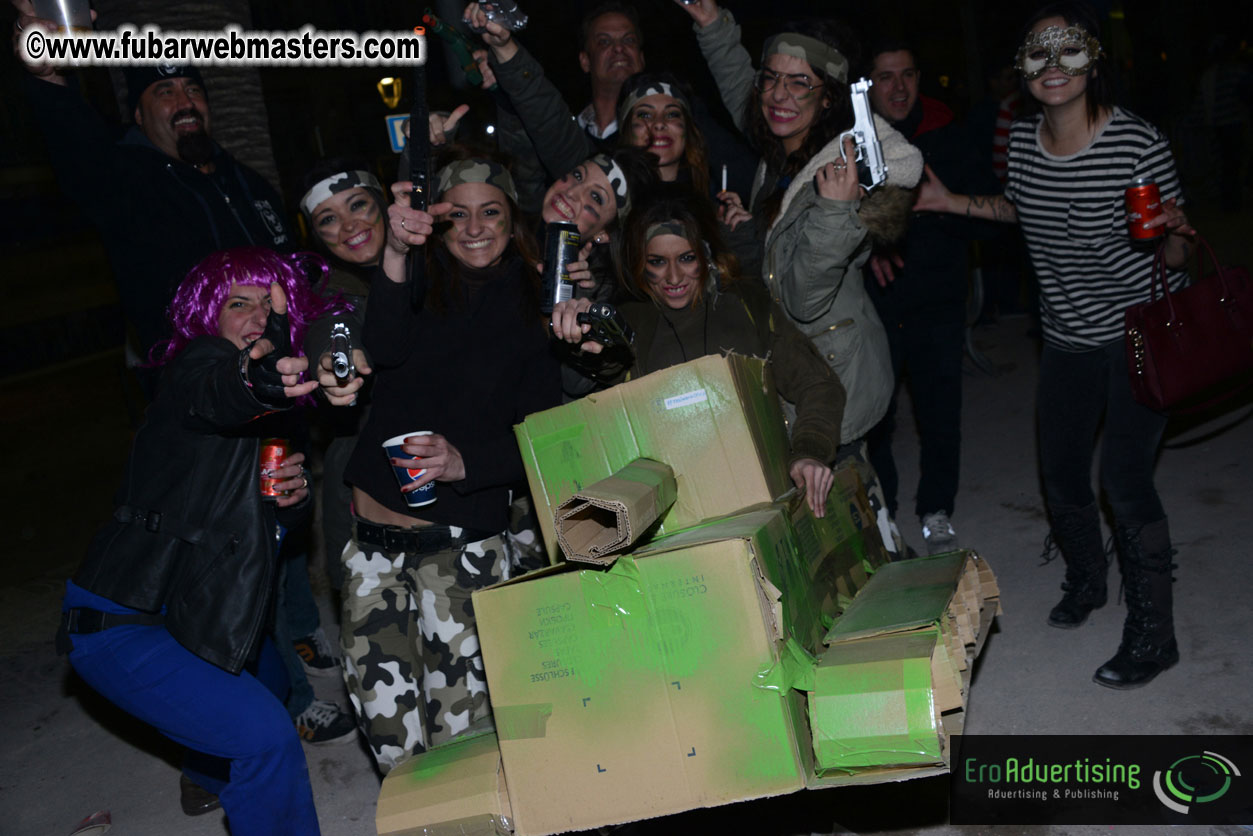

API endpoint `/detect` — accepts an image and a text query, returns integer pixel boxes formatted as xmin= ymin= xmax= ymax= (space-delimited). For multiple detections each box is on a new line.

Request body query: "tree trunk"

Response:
xmin=93 ymin=0 xmax=282 ymax=192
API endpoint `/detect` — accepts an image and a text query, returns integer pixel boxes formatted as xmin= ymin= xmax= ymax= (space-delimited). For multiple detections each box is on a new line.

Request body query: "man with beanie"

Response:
xmin=862 ymin=40 xmax=1002 ymax=555
xmin=14 ymin=24 xmax=291 ymax=387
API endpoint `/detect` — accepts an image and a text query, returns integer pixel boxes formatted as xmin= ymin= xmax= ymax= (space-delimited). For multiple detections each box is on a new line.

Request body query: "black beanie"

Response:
xmin=123 ymin=64 xmax=207 ymax=118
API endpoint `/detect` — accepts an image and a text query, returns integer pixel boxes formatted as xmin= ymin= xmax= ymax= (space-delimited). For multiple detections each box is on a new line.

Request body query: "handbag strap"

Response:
xmin=1149 ymin=231 xmax=1234 ymax=322
xmin=1149 ymin=243 xmax=1178 ymax=320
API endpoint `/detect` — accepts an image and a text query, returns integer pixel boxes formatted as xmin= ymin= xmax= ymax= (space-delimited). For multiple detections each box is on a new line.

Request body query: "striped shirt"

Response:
xmin=1006 ymin=107 xmax=1186 ymax=350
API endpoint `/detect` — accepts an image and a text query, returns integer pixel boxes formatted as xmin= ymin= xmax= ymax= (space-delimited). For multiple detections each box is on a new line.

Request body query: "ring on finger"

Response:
xmin=400 ymin=218 xmax=409 ymax=231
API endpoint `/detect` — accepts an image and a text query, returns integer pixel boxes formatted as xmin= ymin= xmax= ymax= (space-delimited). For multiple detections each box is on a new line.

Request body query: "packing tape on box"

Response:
xmin=579 ymin=555 xmax=646 ymax=626
xmin=494 ymin=703 xmax=553 ymax=741
xmin=386 ymin=814 xmax=514 ymax=836
xmin=752 ymin=635 xmax=817 ymax=694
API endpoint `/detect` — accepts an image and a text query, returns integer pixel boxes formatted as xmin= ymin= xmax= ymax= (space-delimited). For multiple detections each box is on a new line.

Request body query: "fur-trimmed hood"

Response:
xmin=761 ymin=113 xmax=923 ymax=248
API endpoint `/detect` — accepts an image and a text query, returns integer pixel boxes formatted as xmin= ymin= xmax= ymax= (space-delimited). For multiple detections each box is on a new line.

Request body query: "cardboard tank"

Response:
xmin=377 ymin=354 xmax=1000 ymax=836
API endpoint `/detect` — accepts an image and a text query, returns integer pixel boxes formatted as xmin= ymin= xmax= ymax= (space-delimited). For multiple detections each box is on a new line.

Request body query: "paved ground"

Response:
xmin=2 ymin=206 xmax=1250 ymax=835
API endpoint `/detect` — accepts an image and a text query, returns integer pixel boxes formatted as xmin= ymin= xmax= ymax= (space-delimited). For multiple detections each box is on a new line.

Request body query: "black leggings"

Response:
xmin=1037 ymin=339 xmax=1167 ymax=525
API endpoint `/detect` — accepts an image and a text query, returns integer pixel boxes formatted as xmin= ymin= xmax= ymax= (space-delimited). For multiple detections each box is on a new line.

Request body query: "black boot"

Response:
xmin=1044 ymin=502 xmax=1108 ymax=628
xmin=1093 ymin=519 xmax=1179 ymax=689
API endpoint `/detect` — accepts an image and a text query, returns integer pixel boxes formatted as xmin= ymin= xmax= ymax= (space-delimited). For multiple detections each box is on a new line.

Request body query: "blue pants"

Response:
xmin=68 ymin=620 xmax=320 ymax=836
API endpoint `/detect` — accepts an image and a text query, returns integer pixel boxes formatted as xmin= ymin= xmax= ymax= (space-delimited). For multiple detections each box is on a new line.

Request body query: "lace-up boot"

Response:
xmin=1045 ymin=502 xmax=1108 ymax=628
xmin=1094 ymin=519 xmax=1179 ymax=689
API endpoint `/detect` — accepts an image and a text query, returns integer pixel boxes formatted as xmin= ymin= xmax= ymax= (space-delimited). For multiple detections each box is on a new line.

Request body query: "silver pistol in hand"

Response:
xmin=329 ymin=322 xmax=355 ymax=382
xmin=838 ymin=78 xmax=887 ymax=191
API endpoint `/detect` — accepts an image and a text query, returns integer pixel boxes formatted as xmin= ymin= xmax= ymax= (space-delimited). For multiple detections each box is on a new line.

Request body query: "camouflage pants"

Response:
xmin=340 ymin=523 xmax=511 ymax=773
xmin=505 ymin=491 xmax=548 ymax=574
xmin=836 ymin=438 xmax=908 ymax=559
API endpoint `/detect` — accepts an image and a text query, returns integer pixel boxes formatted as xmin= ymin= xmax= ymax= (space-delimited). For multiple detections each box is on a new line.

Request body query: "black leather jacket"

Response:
xmin=74 ymin=337 xmax=305 ymax=673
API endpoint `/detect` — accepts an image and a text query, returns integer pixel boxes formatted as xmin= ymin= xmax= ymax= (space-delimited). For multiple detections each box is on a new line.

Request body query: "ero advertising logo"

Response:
xmin=1153 ymin=750 xmax=1240 ymax=814
xmin=951 ymin=735 xmax=1251 ymax=825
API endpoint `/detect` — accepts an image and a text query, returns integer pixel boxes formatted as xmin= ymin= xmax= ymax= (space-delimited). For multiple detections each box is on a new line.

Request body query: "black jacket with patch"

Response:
xmin=21 ymin=75 xmax=292 ymax=358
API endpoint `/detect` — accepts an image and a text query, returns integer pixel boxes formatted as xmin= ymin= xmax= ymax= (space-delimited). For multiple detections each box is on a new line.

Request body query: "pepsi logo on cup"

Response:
xmin=382 ymin=431 xmax=437 ymax=508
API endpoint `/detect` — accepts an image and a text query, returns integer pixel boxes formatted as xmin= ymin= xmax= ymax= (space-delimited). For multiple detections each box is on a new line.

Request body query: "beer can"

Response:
xmin=540 ymin=222 xmax=581 ymax=314
xmin=1126 ymin=178 xmax=1164 ymax=240
xmin=260 ymin=437 xmax=289 ymax=500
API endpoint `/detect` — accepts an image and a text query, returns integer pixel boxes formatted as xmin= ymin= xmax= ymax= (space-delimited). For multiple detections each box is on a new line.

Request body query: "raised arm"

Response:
xmin=467 ymin=4 xmax=594 ymax=182
xmin=681 ymin=2 xmax=756 ymax=134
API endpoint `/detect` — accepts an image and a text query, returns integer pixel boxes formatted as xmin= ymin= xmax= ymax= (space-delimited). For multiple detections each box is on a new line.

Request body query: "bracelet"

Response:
xmin=965 ymin=197 xmax=973 ymax=218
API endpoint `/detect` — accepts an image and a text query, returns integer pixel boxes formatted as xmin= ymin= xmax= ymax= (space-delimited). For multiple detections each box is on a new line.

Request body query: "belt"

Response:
xmin=353 ymin=519 xmax=494 ymax=555
xmin=56 ymin=607 xmax=165 ymax=655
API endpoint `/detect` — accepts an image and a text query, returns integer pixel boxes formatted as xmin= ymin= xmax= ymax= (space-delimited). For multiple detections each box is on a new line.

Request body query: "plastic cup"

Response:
xmin=382 ymin=431 xmax=437 ymax=508
xmin=31 ymin=0 xmax=92 ymax=31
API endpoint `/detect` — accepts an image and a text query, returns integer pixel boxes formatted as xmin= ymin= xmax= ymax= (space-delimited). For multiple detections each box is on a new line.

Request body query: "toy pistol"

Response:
xmin=576 ymin=302 xmax=635 ymax=349
xmin=329 ymin=322 xmax=355 ymax=382
xmin=838 ymin=78 xmax=888 ymax=191
xmin=475 ymin=1 xmax=528 ymax=32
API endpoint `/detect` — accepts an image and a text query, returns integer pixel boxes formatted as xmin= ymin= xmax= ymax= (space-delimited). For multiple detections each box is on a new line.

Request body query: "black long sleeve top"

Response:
xmin=345 ymin=254 xmax=562 ymax=533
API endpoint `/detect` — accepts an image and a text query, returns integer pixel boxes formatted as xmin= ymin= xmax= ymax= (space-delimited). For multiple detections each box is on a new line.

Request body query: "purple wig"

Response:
xmin=152 ymin=247 xmax=350 ymax=365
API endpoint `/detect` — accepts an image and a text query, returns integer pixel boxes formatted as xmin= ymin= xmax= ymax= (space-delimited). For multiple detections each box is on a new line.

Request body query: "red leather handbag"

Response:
xmin=1124 ymin=236 xmax=1253 ymax=412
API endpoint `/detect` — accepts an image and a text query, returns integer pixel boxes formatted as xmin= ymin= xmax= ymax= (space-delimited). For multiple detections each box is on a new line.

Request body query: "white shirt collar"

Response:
xmin=576 ymin=103 xmax=618 ymax=139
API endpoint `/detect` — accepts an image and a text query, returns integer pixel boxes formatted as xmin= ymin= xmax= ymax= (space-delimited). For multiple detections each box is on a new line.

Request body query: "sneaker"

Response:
xmin=292 ymin=626 xmax=339 ymax=677
xmin=294 ymin=699 xmax=358 ymax=745
xmin=920 ymin=511 xmax=958 ymax=555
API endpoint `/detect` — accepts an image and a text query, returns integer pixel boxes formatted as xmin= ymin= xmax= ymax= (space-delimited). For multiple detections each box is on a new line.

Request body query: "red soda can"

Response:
xmin=259 ymin=438 xmax=289 ymax=500
xmin=1126 ymin=178 xmax=1163 ymax=240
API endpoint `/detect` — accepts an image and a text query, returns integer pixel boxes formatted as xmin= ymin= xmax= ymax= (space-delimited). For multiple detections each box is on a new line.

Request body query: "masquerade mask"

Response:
xmin=1016 ymin=25 xmax=1102 ymax=80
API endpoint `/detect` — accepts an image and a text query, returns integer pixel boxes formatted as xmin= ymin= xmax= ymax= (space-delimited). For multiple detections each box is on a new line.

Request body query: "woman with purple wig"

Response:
xmin=57 ymin=247 xmax=346 ymax=835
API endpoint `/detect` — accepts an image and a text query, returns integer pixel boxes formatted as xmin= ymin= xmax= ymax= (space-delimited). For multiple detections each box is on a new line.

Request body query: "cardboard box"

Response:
xmin=376 ymin=732 xmax=513 ymax=836
xmin=807 ymin=551 xmax=1000 ymax=784
xmin=554 ymin=458 xmax=677 ymax=565
xmin=474 ymin=479 xmax=893 ymax=835
xmin=515 ymin=354 xmax=793 ymax=562
xmin=631 ymin=466 xmax=887 ymax=656
xmin=476 ymin=500 xmax=878 ymax=835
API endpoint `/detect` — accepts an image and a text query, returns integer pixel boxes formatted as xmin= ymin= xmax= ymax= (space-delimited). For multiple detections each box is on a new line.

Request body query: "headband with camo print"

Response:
xmin=761 ymin=33 xmax=848 ymax=84
xmin=589 ymin=154 xmax=631 ymax=218
xmin=618 ymin=79 xmax=692 ymax=128
xmin=300 ymin=170 xmax=383 ymax=217
xmin=434 ymin=158 xmax=518 ymax=203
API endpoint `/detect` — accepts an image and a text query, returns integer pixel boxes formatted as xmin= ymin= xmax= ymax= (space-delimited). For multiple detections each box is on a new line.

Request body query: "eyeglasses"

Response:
xmin=754 ymin=69 xmax=820 ymax=97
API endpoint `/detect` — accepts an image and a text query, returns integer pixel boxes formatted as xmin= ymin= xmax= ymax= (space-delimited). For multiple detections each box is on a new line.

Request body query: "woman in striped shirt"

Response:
xmin=914 ymin=2 xmax=1195 ymax=690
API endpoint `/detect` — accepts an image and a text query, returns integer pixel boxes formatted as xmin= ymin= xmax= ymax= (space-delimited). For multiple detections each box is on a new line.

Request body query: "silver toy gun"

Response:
xmin=474 ymin=1 xmax=528 ymax=32
xmin=329 ymin=322 xmax=355 ymax=382
xmin=838 ymin=78 xmax=887 ymax=191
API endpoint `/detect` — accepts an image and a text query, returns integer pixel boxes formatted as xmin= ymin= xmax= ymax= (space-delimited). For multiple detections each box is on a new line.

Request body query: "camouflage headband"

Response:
xmin=435 ymin=157 xmax=518 ymax=203
xmin=644 ymin=220 xmax=687 ymax=242
xmin=762 ymin=33 xmax=848 ymax=84
xmin=617 ymin=79 xmax=692 ymax=127
xmin=300 ymin=170 xmax=383 ymax=217
xmin=589 ymin=154 xmax=631 ymax=218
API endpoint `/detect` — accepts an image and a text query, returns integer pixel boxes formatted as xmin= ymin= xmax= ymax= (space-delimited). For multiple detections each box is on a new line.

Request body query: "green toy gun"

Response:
xmin=422 ymin=9 xmax=494 ymax=89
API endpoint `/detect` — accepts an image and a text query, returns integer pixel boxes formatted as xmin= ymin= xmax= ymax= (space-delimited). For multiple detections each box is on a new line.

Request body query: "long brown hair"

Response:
xmin=623 ymin=193 xmax=741 ymax=309
xmin=424 ymin=145 xmax=540 ymax=315
xmin=747 ymin=19 xmax=859 ymax=226
xmin=616 ymin=72 xmax=711 ymax=196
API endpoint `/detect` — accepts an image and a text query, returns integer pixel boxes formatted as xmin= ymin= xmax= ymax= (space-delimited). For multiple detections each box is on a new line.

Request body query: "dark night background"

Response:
xmin=0 ymin=0 xmax=1249 ymax=375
